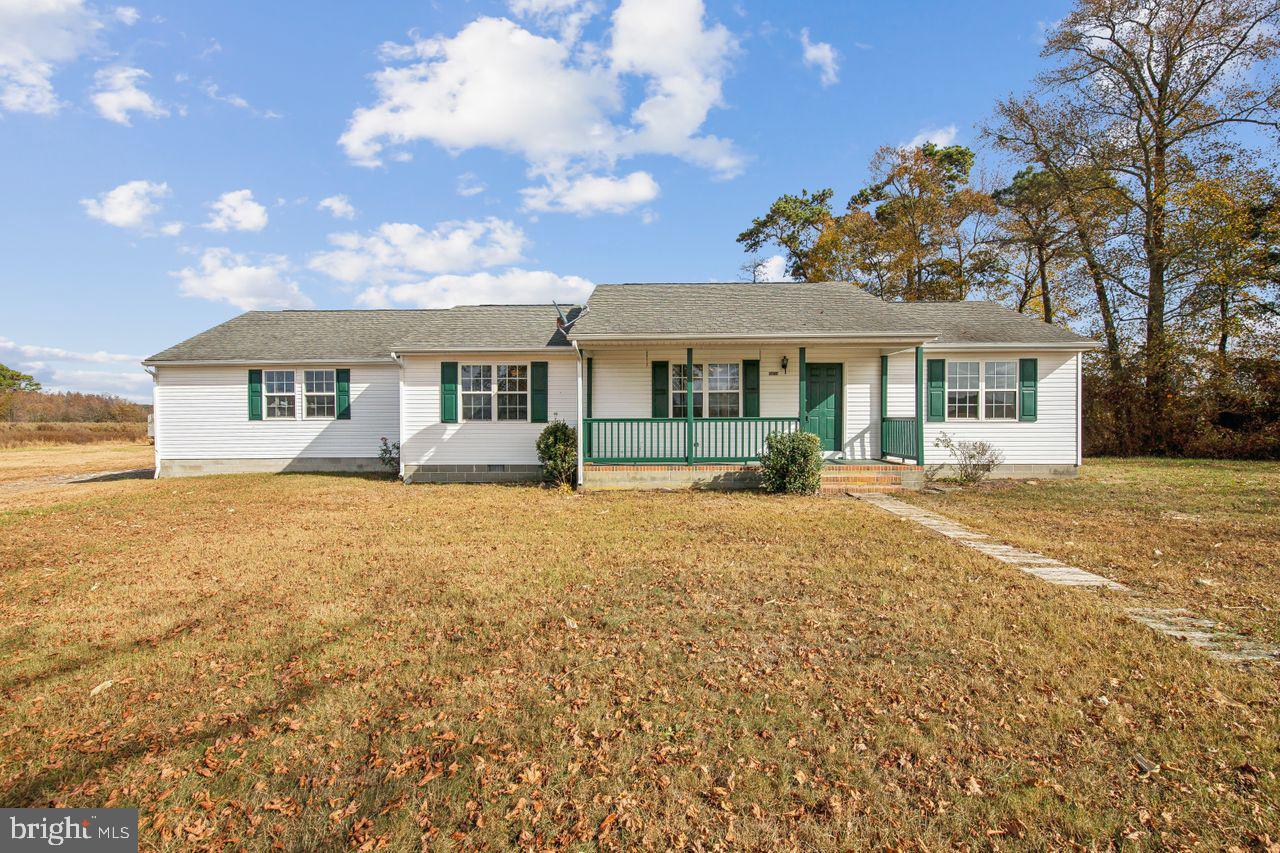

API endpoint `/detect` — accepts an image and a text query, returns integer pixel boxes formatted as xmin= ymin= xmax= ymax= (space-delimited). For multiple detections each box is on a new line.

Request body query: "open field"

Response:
xmin=1 ymin=461 xmax=1278 ymax=849
xmin=0 ymin=422 xmax=147 ymax=449
xmin=904 ymin=458 xmax=1280 ymax=646
xmin=0 ymin=441 xmax=153 ymax=485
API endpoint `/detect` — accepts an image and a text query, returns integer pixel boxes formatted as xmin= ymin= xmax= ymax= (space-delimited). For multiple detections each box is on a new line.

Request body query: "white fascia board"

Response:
xmin=142 ymin=357 xmax=395 ymax=367
xmin=921 ymin=341 xmax=1102 ymax=351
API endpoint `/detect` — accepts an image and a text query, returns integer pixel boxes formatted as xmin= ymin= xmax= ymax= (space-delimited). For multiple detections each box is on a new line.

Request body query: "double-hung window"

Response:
xmin=706 ymin=363 xmax=741 ymax=417
xmin=946 ymin=360 xmax=1018 ymax=420
xmin=461 ymin=363 xmax=529 ymax=421
xmin=263 ymin=370 xmax=295 ymax=419
xmin=496 ymin=364 xmax=529 ymax=421
xmin=671 ymin=363 xmax=703 ymax=419
xmin=672 ymin=362 xmax=740 ymax=418
xmin=304 ymin=369 xmax=336 ymax=418
xmin=983 ymin=361 xmax=1017 ymax=420
xmin=946 ymin=362 xmax=980 ymax=420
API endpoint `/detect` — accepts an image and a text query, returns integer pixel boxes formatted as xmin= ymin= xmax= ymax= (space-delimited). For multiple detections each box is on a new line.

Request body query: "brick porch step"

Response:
xmin=819 ymin=483 xmax=906 ymax=495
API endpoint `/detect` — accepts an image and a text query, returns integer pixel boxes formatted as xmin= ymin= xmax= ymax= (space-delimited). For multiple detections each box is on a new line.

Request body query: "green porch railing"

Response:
xmin=584 ymin=417 xmax=801 ymax=464
xmin=880 ymin=416 xmax=918 ymax=462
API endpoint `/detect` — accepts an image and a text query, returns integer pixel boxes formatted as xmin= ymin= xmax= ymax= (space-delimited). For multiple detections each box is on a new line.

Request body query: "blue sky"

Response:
xmin=0 ymin=0 xmax=1069 ymax=400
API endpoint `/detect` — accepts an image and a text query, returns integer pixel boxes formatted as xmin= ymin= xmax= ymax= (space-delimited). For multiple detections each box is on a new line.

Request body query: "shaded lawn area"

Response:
xmin=1 ymin=474 xmax=1278 ymax=849
xmin=904 ymin=458 xmax=1280 ymax=647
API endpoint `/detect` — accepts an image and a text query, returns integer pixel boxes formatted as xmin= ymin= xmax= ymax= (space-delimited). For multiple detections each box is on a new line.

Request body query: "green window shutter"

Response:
xmin=926 ymin=359 xmax=946 ymax=422
xmin=1019 ymin=358 xmax=1038 ymax=422
xmin=248 ymin=369 xmax=262 ymax=421
xmin=530 ymin=361 xmax=549 ymax=423
xmin=335 ymin=368 xmax=351 ymax=420
xmin=440 ymin=361 xmax=458 ymax=423
xmin=651 ymin=360 xmax=669 ymax=417
xmin=742 ymin=359 xmax=760 ymax=417
xmin=585 ymin=357 xmax=593 ymax=419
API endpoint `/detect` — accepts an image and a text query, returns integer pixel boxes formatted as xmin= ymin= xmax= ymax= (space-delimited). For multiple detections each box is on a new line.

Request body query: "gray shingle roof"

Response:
xmin=144 ymin=305 xmax=577 ymax=364
xmin=145 ymin=284 xmax=1097 ymax=364
xmin=895 ymin=300 xmax=1094 ymax=345
xmin=569 ymin=282 xmax=1095 ymax=346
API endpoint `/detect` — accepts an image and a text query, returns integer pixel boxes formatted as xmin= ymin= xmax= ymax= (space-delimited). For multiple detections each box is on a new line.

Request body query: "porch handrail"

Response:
xmin=881 ymin=416 xmax=918 ymax=462
xmin=584 ymin=417 xmax=800 ymax=464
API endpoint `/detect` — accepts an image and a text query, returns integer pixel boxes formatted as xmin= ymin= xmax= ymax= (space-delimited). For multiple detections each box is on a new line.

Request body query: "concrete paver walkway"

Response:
xmin=857 ymin=492 xmax=1279 ymax=664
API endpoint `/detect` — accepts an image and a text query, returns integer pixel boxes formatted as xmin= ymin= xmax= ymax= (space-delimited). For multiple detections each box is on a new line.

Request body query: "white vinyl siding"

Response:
xmin=153 ymin=364 xmax=398 ymax=460
xmin=587 ymin=345 xmax=1080 ymax=466
xmin=885 ymin=349 xmax=1080 ymax=466
xmin=400 ymin=353 xmax=576 ymax=466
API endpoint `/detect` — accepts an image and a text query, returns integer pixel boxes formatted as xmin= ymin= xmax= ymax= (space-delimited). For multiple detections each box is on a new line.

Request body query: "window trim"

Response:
xmin=670 ymin=361 xmax=742 ymax=419
xmin=459 ymin=362 xmax=531 ymax=423
xmin=945 ymin=359 xmax=1019 ymax=422
xmin=303 ymin=368 xmax=337 ymax=420
xmin=263 ymin=369 xmax=297 ymax=420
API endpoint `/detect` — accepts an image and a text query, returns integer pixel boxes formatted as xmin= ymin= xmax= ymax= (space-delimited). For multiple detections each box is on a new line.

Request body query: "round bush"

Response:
xmin=535 ymin=420 xmax=577 ymax=486
xmin=759 ymin=430 xmax=823 ymax=495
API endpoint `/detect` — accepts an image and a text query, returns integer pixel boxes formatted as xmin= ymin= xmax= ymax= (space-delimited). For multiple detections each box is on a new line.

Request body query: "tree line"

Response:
xmin=739 ymin=0 xmax=1280 ymax=458
xmin=0 ymin=364 xmax=149 ymax=423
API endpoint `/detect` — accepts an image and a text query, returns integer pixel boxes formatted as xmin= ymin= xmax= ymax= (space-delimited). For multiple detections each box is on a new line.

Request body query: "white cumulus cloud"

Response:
xmin=905 ymin=124 xmax=958 ymax=149
xmin=357 ymin=269 xmax=594 ymax=309
xmin=339 ymin=0 xmax=742 ymax=209
xmin=309 ymin=218 xmax=528 ymax=285
xmin=318 ymin=194 xmax=357 ymax=220
xmin=204 ymin=189 xmax=269 ymax=232
xmin=0 ymin=336 xmax=141 ymax=363
xmin=113 ymin=6 xmax=139 ymax=25
xmin=522 ymin=170 xmax=659 ymax=215
xmin=508 ymin=0 xmax=600 ymax=43
xmin=91 ymin=65 xmax=167 ymax=125
xmin=174 ymin=248 xmax=312 ymax=310
xmin=456 ymin=172 xmax=486 ymax=197
xmin=80 ymin=179 xmax=170 ymax=230
xmin=756 ymin=254 xmax=791 ymax=282
xmin=799 ymin=28 xmax=838 ymax=86
xmin=0 ymin=0 xmax=102 ymax=115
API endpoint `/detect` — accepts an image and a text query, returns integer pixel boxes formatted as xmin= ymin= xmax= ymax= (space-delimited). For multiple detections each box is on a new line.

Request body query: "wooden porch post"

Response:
xmin=685 ymin=347 xmax=694 ymax=465
xmin=914 ymin=346 xmax=925 ymax=465
xmin=798 ymin=347 xmax=807 ymax=431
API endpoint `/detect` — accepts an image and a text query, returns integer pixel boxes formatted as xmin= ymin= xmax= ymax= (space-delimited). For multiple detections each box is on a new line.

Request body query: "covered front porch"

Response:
xmin=576 ymin=342 xmax=928 ymax=483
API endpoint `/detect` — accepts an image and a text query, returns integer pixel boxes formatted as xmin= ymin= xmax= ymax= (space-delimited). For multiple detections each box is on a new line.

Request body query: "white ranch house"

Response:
xmin=144 ymin=282 xmax=1098 ymax=490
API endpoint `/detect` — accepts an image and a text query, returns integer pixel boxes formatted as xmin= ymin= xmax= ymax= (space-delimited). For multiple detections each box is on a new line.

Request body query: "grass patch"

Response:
xmin=0 ymin=472 xmax=1277 ymax=848
xmin=905 ymin=458 xmax=1280 ymax=644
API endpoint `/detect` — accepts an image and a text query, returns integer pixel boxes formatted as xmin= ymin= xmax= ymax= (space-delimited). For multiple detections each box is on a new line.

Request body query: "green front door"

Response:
xmin=805 ymin=363 xmax=842 ymax=452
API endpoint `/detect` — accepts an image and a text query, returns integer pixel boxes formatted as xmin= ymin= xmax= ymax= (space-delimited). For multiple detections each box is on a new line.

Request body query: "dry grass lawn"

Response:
xmin=1 ymin=465 xmax=1277 ymax=849
xmin=904 ymin=458 xmax=1280 ymax=646
xmin=0 ymin=422 xmax=147 ymax=448
xmin=0 ymin=441 xmax=153 ymax=485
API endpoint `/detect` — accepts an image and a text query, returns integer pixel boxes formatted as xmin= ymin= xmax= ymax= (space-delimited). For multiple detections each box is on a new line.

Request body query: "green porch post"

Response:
xmin=914 ymin=346 xmax=925 ymax=465
xmin=879 ymin=354 xmax=888 ymax=460
xmin=685 ymin=347 xmax=695 ymax=464
xmin=585 ymin=356 xmax=593 ymax=457
xmin=798 ymin=347 xmax=807 ymax=431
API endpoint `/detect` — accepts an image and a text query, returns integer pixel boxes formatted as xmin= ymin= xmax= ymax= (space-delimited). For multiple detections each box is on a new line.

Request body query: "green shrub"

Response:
xmin=536 ymin=421 xmax=577 ymax=486
xmin=759 ymin=430 xmax=823 ymax=494
xmin=377 ymin=437 xmax=400 ymax=474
